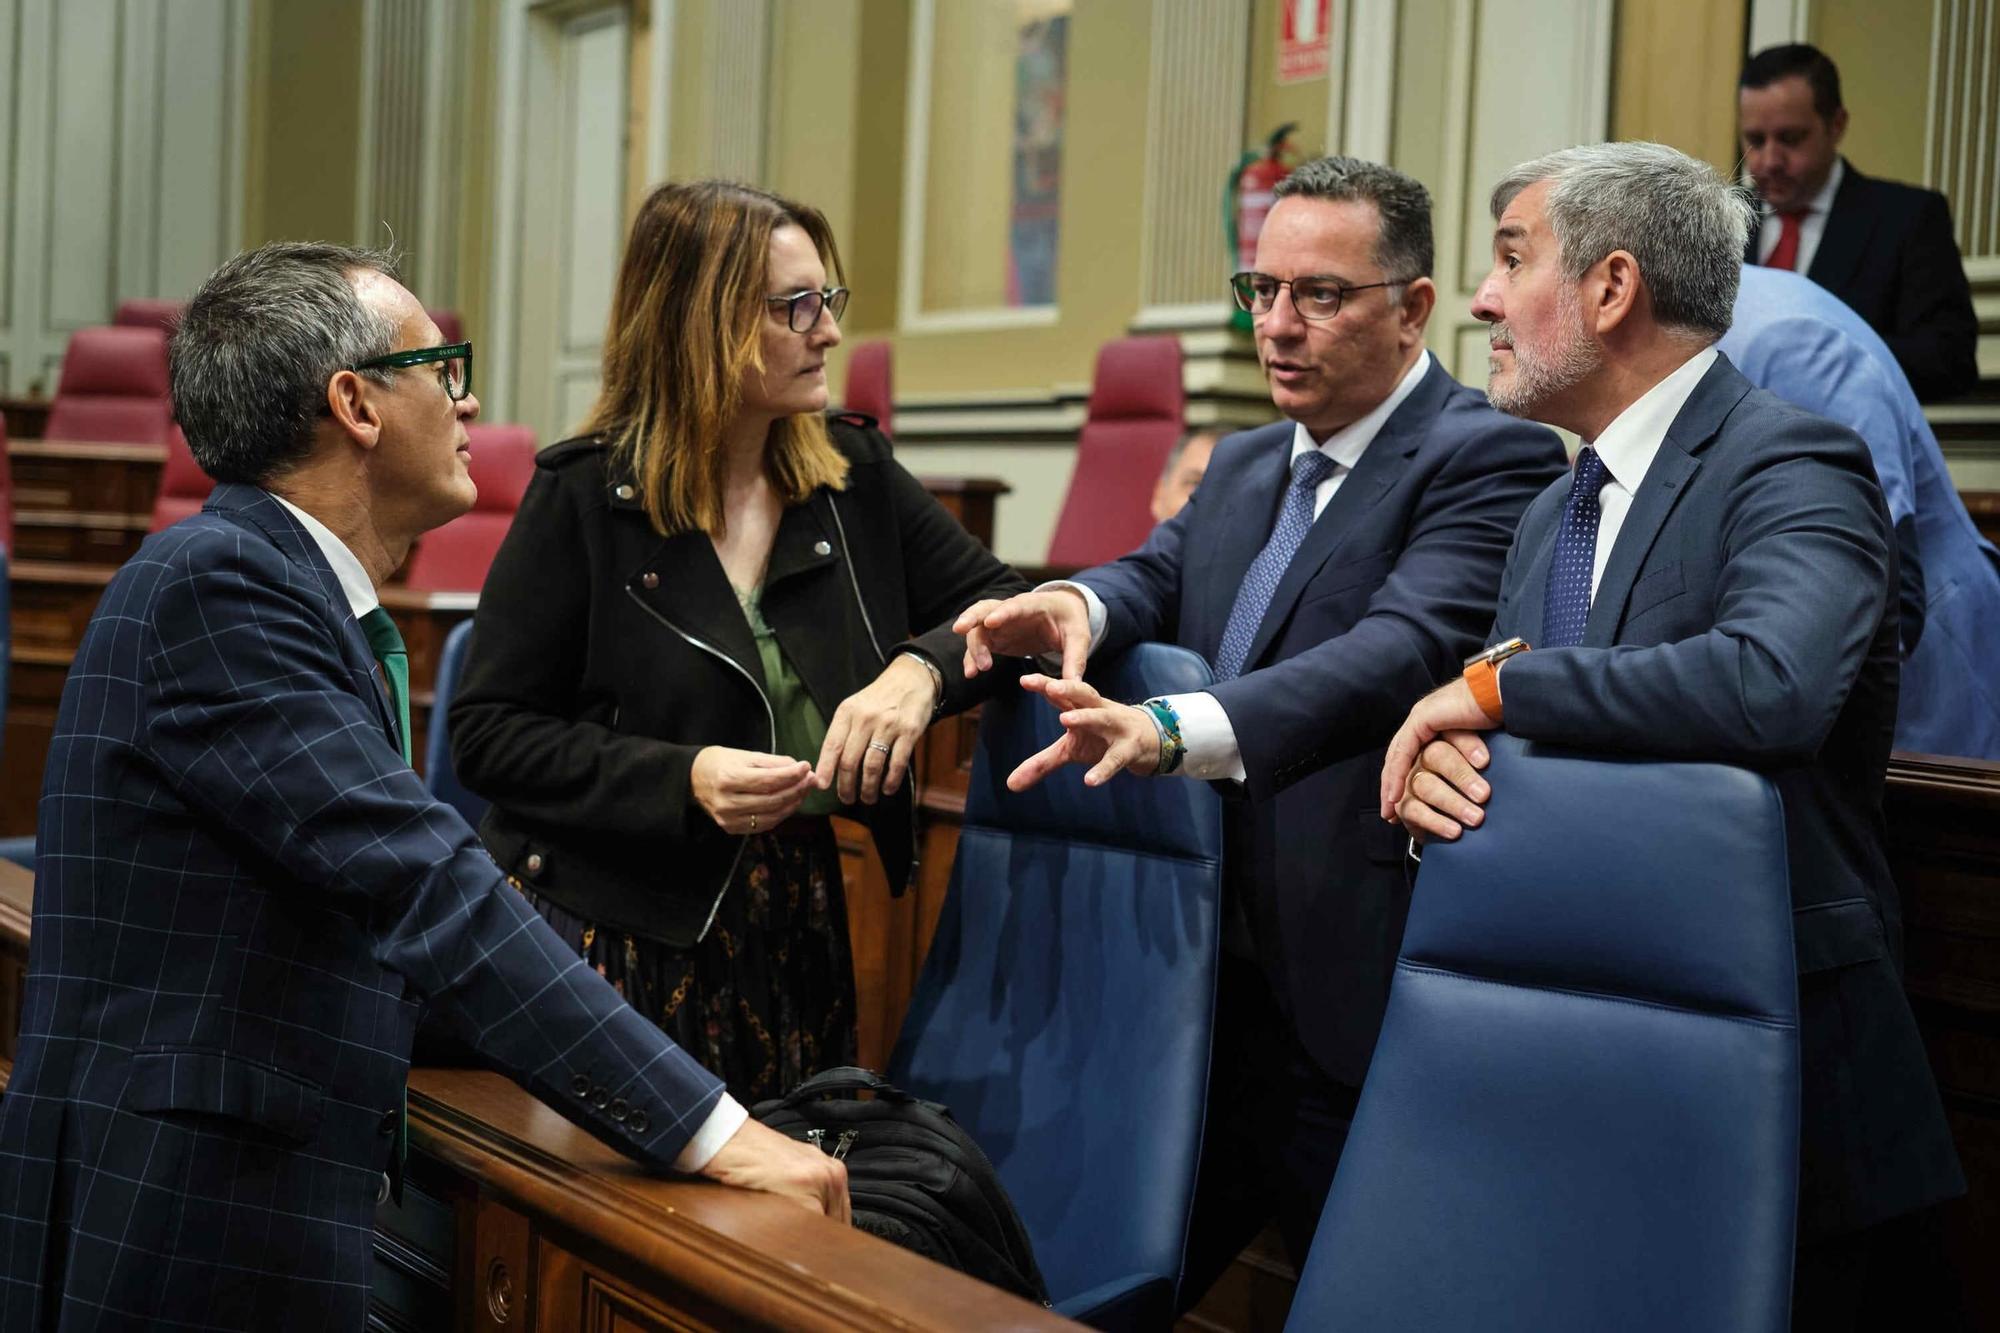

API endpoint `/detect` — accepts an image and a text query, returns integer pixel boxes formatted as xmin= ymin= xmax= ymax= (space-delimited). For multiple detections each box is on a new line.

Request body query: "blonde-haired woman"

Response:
xmin=451 ymin=180 xmax=1024 ymax=1101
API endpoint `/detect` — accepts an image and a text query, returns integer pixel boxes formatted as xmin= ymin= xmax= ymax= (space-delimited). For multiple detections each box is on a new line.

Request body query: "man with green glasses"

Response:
xmin=0 ymin=241 xmax=847 ymax=1332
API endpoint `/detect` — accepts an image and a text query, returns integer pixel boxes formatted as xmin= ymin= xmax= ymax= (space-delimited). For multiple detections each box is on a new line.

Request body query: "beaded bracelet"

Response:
xmin=1140 ymin=697 xmax=1186 ymax=776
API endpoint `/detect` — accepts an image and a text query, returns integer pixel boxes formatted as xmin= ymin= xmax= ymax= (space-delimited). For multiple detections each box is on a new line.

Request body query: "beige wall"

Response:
xmin=1248 ymin=0 xmax=1333 ymax=160
xmin=1812 ymin=0 xmax=1936 ymax=186
xmin=243 ymin=0 xmax=364 ymax=248
xmin=1612 ymin=0 xmax=1746 ymax=172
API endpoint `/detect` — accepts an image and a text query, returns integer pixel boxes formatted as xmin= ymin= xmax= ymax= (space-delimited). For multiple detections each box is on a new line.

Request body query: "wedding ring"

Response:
xmin=749 ymin=814 xmax=758 ymax=832
xmin=868 ymin=740 xmax=893 ymax=755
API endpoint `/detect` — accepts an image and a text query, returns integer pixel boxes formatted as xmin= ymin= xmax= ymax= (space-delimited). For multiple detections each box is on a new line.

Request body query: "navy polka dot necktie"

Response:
xmin=1214 ymin=449 xmax=1339 ymax=681
xmin=1541 ymin=445 xmax=1611 ymax=649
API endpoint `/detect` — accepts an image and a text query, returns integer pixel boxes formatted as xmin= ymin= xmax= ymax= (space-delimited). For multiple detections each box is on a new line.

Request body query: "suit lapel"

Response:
xmin=1805 ymin=160 xmax=1871 ymax=295
xmin=1235 ymin=365 xmax=1448 ymax=669
xmin=203 ymin=483 xmax=400 ymax=741
xmin=1512 ymin=500 xmax=1563 ymax=646
xmin=1199 ymin=423 xmax=1291 ymax=658
xmin=1579 ymin=355 xmax=1749 ymax=645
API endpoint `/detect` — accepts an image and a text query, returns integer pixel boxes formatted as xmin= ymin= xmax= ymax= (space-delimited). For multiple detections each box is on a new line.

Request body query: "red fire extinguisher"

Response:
xmin=1227 ymin=123 xmax=1298 ymax=329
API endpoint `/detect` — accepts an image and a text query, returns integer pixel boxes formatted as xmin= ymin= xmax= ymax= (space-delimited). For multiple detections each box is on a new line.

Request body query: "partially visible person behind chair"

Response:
xmin=450 ymin=180 xmax=1025 ymax=1105
xmin=1739 ymin=43 xmax=1979 ymax=401
xmin=0 ymin=241 xmax=844 ymax=1333
xmin=1385 ymin=141 xmax=1964 ymax=1332
xmin=952 ymin=156 xmax=1566 ymax=1306
xmin=1723 ymin=263 xmax=2000 ymax=758
xmin=1150 ymin=428 xmax=1218 ymax=524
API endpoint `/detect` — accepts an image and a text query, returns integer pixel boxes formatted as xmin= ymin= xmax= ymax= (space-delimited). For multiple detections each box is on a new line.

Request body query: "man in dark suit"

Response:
xmin=1739 ymin=42 xmax=1979 ymax=401
xmin=953 ymin=157 xmax=1566 ymax=1304
xmin=1387 ymin=141 xmax=1963 ymax=1331
xmin=0 ymin=243 xmax=845 ymax=1332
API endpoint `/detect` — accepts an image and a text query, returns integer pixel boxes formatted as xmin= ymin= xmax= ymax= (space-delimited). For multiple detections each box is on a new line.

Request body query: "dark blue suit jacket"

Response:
xmin=0 ymin=485 xmax=724 ymax=1331
xmin=1078 ymin=358 xmax=1566 ymax=1085
xmin=1492 ymin=354 xmax=1964 ymax=1237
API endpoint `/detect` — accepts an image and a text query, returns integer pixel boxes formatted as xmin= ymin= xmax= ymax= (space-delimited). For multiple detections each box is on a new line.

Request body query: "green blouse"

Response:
xmin=736 ymin=583 xmax=838 ymax=817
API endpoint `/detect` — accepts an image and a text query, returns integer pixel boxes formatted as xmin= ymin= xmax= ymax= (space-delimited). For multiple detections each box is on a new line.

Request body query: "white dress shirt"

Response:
xmin=269 ymin=490 xmax=748 ymax=1172
xmin=1049 ymin=349 xmax=1433 ymax=782
xmin=1754 ymin=157 xmax=1843 ymax=276
xmin=1573 ymin=346 xmax=1716 ymax=600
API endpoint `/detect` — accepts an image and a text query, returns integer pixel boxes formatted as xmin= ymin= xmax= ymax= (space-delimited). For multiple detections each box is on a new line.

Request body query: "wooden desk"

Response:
xmin=0 ymin=395 xmax=51 ymax=442
xmin=0 ymin=859 xmax=30 ymax=1087
xmin=385 ymin=1068 xmax=1073 ymax=1331
xmin=1884 ymin=752 xmax=2000 ymax=1326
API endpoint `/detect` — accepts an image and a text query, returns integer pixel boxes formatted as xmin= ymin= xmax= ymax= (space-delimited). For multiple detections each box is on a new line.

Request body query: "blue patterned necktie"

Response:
xmin=1214 ymin=449 xmax=1339 ymax=680
xmin=1541 ymin=446 xmax=1612 ymax=648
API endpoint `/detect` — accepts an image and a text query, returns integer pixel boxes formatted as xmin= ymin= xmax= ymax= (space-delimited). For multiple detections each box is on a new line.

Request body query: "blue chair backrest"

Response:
xmin=424 ymin=620 xmax=488 ymax=828
xmin=889 ymin=643 xmax=1223 ymax=1326
xmin=1290 ymin=734 xmax=1798 ymax=1333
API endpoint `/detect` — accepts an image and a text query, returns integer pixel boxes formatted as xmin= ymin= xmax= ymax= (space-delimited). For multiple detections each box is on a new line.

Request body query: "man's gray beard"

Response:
xmin=1486 ymin=294 xmax=1600 ymax=419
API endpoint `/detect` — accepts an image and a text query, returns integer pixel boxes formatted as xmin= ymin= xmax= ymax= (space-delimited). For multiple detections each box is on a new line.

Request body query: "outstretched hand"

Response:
xmin=951 ymin=588 xmax=1091 ymax=681
xmin=1004 ymin=674 xmax=1162 ymax=792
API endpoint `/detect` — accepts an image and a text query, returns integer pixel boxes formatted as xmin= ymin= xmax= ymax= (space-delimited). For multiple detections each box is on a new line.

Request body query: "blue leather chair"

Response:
xmin=424 ymin=620 xmax=488 ymax=828
xmin=1289 ymin=734 xmax=1799 ymax=1333
xmin=889 ymin=643 xmax=1224 ymax=1330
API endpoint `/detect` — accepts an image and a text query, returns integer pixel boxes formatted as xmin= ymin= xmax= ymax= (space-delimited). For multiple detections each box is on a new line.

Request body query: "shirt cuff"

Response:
xmin=1033 ymin=580 xmax=1108 ymax=671
xmin=1163 ymin=690 xmax=1246 ymax=782
xmin=672 ymin=1092 xmax=749 ymax=1173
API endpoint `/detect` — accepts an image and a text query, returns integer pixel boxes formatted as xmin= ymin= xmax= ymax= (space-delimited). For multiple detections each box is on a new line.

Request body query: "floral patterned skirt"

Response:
xmin=522 ymin=817 xmax=857 ymax=1105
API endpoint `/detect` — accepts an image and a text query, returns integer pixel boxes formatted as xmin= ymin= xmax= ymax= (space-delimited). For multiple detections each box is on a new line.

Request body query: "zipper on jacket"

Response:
xmin=624 ymin=584 xmax=778 ymax=943
xmin=823 ymin=494 xmax=924 ymax=883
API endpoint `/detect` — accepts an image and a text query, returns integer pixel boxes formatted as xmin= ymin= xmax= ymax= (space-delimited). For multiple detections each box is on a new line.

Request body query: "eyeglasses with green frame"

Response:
xmin=766 ymin=287 xmax=850 ymax=333
xmin=1230 ymin=272 xmax=1410 ymax=321
xmin=352 ymin=341 xmax=474 ymax=402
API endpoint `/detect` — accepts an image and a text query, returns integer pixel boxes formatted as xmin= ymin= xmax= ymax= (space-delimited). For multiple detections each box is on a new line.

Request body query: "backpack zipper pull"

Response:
xmin=832 ymin=1129 xmax=859 ymax=1161
xmin=805 ymin=1128 xmax=826 ymax=1152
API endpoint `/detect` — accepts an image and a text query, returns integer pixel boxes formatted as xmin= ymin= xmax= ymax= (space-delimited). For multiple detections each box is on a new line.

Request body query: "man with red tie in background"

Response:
xmin=1738 ymin=43 xmax=1979 ymax=401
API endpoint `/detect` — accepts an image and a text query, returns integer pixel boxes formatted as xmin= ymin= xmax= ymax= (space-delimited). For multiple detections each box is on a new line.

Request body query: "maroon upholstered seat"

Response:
xmin=842 ymin=340 xmax=894 ymax=437
xmin=403 ymin=423 xmax=538 ymax=591
xmin=44 ymin=326 xmax=174 ymax=445
xmin=426 ymin=309 xmax=465 ymax=344
xmin=149 ymin=426 xmax=214 ymax=532
xmin=1044 ymin=336 xmax=1185 ymax=566
xmin=113 ymin=299 xmax=185 ymax=333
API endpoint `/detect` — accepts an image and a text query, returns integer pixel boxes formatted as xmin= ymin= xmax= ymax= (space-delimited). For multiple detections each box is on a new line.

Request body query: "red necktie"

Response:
xmin=1764 ymin=209 xmax=1808 ymax=271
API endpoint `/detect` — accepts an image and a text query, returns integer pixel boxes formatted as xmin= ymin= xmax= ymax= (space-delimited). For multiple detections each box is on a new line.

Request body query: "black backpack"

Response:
xmin=751 ymin=1066 xmax=1051 ymax=1306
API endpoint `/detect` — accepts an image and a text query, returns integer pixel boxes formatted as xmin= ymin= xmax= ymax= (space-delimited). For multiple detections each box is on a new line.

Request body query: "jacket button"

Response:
xmin=609 ymin=1097 xmax=628 ymax=1122
xmin=523 ymin=852 xmax=544 ymax=875
xmin=627 ymin=1109 xmax=649 ymax=1135
xmin=641 ymin=572 xmax=659 ymax=590
xmin=813 ymin=540 xmax=831 ymax=556
xmin=378 ymin=1109 xmax=398 ymax=1137
xmin=614 ymin=484 xmax=635 ymax=500
xmin=571 ymin=1073 xmax=591 ymax=1097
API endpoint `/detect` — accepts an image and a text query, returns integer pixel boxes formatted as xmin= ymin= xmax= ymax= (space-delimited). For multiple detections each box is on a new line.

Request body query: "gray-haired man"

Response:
xmin=0 ymin=242 xmax=844 ymax=1331
xmin=1386 ymin=141 xmax=1964 ymax=1328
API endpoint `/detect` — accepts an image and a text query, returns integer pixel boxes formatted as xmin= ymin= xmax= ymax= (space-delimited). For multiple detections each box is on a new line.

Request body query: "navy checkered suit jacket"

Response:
xmin=0 ymin=484 xmax=725 ymax=1331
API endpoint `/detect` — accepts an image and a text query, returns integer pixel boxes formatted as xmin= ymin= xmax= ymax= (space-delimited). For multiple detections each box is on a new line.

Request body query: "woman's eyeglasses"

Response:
xmin=766 ymin=287 xmax=850 ymax=333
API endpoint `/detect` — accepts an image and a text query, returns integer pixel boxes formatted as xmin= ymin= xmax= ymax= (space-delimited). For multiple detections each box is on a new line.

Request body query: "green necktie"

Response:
xmin=360 ymin=608 xmax=412 ymax=765
xmin=359 ymin=606 xmax=411 ymax=1205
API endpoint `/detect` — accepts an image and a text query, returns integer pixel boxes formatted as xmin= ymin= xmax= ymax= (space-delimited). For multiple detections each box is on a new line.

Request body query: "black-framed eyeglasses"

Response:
xmin=766 ymin=287 xmax=849 ymax=333
xmin=353 ymin=341 xmax=474 ymax=402
xmin=1230 ymin=272 xmax=1410 ymax=321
